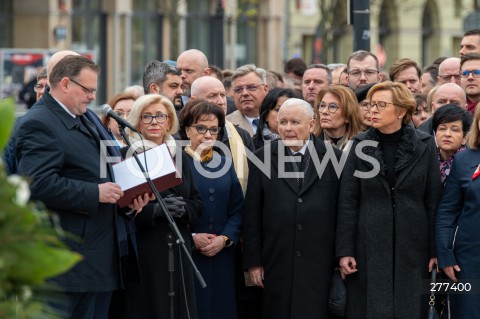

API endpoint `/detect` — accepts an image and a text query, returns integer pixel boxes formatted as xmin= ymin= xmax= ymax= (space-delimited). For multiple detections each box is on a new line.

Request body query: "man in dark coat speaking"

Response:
xmin=243 ymin=98 xmax=342 ymax=318
xmin=15 ymin=55 xmax=151 ymax=318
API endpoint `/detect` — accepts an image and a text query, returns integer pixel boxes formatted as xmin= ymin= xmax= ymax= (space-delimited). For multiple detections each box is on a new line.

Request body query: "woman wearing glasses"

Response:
xmin=113 ymin=94 xmax=203 ymax=319
xmin=336 ymin=82 xmax=443 ymax=318
xmin=178 ymin=100 xmax=243 ymax=319
xmin=313 ymin=85 xmax=364 ymax=151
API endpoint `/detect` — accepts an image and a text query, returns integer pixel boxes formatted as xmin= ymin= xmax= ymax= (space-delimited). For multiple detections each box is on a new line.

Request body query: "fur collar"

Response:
xmin=353 ymin=125 xmax=423 ymax=176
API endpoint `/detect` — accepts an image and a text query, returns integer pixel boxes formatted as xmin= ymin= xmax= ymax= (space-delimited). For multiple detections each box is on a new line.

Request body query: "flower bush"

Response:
xmin=0 ymin=98 xmax=81 ymax=318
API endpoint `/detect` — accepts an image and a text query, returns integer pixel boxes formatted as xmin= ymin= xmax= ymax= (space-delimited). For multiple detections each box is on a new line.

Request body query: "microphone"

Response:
xmin=101 ymin=104 xmax=138 ymax=132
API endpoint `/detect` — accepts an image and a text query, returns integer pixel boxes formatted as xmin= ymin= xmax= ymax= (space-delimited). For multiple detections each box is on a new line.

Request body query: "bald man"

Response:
xmin=418 ymin=83 xmax=467 ymax=134
xmin=177 ymin=49 xmax=211 ymax=97
xmin=437 ymin=57 xmax=461 ymax=86
xmin=190 ymin=76 xmax=254 ymax=192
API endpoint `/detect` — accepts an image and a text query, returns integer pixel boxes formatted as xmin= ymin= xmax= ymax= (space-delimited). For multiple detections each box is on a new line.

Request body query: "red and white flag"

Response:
xmin=472 ymin=164 xmax=480 ymax=180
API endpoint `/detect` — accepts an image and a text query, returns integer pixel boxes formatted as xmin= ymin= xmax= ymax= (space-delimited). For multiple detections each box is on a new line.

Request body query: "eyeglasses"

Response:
xmin=191 ymin=125 xmax=221 ymax=135
xmin=461 ymin=69 xmax=480 ymax=78
xmin=34 ymin=84 xmax=46 ymax=92
xmin=359 ymin=101 xmax=370 ymax=110
xmin=361 ymin=100 xmax=395 ymax=111
xmin=141 ymin=113 xmax=168 ymax=124
xmin=438 ymin=74 xmax=461 ymax=81
xmin=347 ymin=69 xmax=379 ymax=78
xmin=317 ymin=102 xmax=341 ymax=113
xmin=115 ymin=111 xmax=130 ymax=118
xmin=69 ymin=78 xmax=97 ymax=95
xmin=233 ymin=84 xmax=264 ymax=94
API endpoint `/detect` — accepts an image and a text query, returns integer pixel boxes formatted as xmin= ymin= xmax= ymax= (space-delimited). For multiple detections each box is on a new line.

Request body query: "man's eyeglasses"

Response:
xmin=141 ymin=113 xmax=168 ymax=124
xmin=461 ymin=69 xmax=480 ymax=78
xmin=317 ymin=102 xmax=341 ymax=114
xmin=191 ymin=125 xmax=221 ymax=135
xmin=69 ymin=78 xmax=97 ymax=95
xmin=360 ymin=100 xmax=395 ymax=111
xmin=34 ymin=84 xmax=46 ymax=92
xmin=438 ymin=74 xmax=461 ymax=81
xmin=347 ymin=69 xmax=378 ymax=78
xmin=233 ymin=84 xmax=264 ymax=94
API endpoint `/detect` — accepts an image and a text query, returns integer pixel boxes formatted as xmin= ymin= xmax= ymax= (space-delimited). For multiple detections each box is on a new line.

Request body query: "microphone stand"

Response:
xmin=118 ymin=125 xmax=206 ymax=318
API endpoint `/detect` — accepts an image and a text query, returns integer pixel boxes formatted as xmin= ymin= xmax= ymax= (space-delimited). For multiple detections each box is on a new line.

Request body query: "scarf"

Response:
xmin=438 ymin=146 xmax=466 ymax=184
xmin=261 ymin=126 xmax=280 ymax=142
xmin=225 ymin=121 xmax=249 ymax=194
xmin=184 ymin=146 xmax=214 ymax=162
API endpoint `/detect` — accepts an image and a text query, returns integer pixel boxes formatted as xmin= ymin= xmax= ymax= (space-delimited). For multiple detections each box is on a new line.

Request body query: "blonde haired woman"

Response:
xmin=112 ymin=94 xmax=203 ymax=319
xmin=314 ymin=85 xmax=364 ymax=151
xmin=337 ymin=82 xmax=442 ymax=318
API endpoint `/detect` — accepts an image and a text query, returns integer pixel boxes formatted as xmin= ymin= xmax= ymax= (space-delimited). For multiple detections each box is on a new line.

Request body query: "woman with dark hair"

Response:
xmin=337 ymin=82 xmax=443 ymax=318
xmin=432 ymin=103 xmax=472 ymax=185
xmin=436 ymin=104 xmax=480 ymax=318
xmin=178 ymin=100 xmax=243 ymax=319
xmin=253 ymin=87 xmax=296 ymax=149
xmin=413 ymin=94 xmax=432 ymax=128
xmin=314 ymin=85 xmax=364 ymax=151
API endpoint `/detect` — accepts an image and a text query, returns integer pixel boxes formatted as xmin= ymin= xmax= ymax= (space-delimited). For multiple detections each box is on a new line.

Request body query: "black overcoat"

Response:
xmin=243 ymin=137 xmax=341 ymax=319
xmin=115 ymin=148 xmax=204 ymax=319
xmin=336 ymin=126 xmax=443 ymax=319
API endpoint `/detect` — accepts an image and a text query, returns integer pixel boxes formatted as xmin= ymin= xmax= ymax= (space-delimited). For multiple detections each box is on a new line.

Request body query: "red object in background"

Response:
xmin=11 ymin=54 xmax=44 ymax=66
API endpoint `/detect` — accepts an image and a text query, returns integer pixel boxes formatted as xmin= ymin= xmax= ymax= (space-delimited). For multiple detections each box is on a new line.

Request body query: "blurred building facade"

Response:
xmin=1 ymin=0 xmax=478 ymax=103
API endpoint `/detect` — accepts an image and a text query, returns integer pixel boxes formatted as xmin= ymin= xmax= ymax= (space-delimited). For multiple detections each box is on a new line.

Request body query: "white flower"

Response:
xmin=7 ymin=175 xmax=30 ymax=206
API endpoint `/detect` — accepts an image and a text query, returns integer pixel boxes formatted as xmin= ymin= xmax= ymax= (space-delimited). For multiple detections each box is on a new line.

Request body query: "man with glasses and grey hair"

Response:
xmin=346 ymin=50 xmax=383 ymax=90
xmin=143 ymin=60 xmax=183 ymax=109
xmin=301 ymin=64 xmax=331 ymax=107
xmin=226 ymin=64 xmax=269 ymax=136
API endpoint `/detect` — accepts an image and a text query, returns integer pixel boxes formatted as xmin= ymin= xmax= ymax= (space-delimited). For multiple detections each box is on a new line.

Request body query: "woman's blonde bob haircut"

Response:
xmin=366 ymin=81 xmax=416 ymax=125
xmin=466 ymin=101 xmax=480 ymax=150
xmin=126 ymin=93 xmax=179 ymax=142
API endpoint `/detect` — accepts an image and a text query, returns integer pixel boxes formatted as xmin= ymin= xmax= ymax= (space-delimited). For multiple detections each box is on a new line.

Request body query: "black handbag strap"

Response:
xmin=430 ymin=268 xmax=437 ymax=306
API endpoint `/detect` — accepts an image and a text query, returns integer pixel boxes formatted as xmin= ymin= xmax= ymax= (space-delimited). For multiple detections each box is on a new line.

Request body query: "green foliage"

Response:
xmin=0 ymin=99 xmax=82 ymax=317
xmin=0 ymin=97 xmax=16 ymax=150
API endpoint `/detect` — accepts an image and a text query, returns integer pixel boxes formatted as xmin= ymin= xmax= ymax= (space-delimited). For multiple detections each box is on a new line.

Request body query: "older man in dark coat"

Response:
xmin=243 ymin=98 xmax=341 ymax=319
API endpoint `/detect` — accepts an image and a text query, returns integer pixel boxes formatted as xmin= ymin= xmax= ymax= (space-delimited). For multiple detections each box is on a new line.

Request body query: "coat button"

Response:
xmin=297 ymin=224 xmax=303 ymax=230
xmin=298 ymin=198 xmax=303 ymax=203
xmin=209 ymin=188 xmax=215 ymax=194
xmin=209 ymin=196 xmax=215 ymax=201
xmin=296 ymin=250 xmax=301 ymax=257
xmin=209 ymin=216 xmax=214 ymax=222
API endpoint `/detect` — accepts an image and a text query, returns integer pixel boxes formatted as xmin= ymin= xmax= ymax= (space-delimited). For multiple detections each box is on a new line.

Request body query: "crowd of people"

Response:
xmin=2 ymin=28 xmax=480 ymax=319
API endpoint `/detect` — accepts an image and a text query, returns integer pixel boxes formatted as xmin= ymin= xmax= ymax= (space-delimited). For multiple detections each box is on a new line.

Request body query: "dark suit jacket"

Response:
xmin=16 ymin=90 xmax=123 ymax=292
xmin=243 ymin=137 xmax=341 ymax=318
xmin=417 ymin=117 xmax=433 ymax=135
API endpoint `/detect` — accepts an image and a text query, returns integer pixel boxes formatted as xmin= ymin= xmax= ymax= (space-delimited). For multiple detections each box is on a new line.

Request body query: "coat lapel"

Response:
xmin=300 ymin=138 xmax=325 ymax=194
xmin=271 ymin=142 xmax=299 ymax=193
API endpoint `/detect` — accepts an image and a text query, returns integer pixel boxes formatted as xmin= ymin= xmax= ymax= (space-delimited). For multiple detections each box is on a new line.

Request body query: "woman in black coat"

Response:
xmin=110 ymin=94 xmax=203 ymax=319
xmin=336 ymin=82 xmax=443 ymax=318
